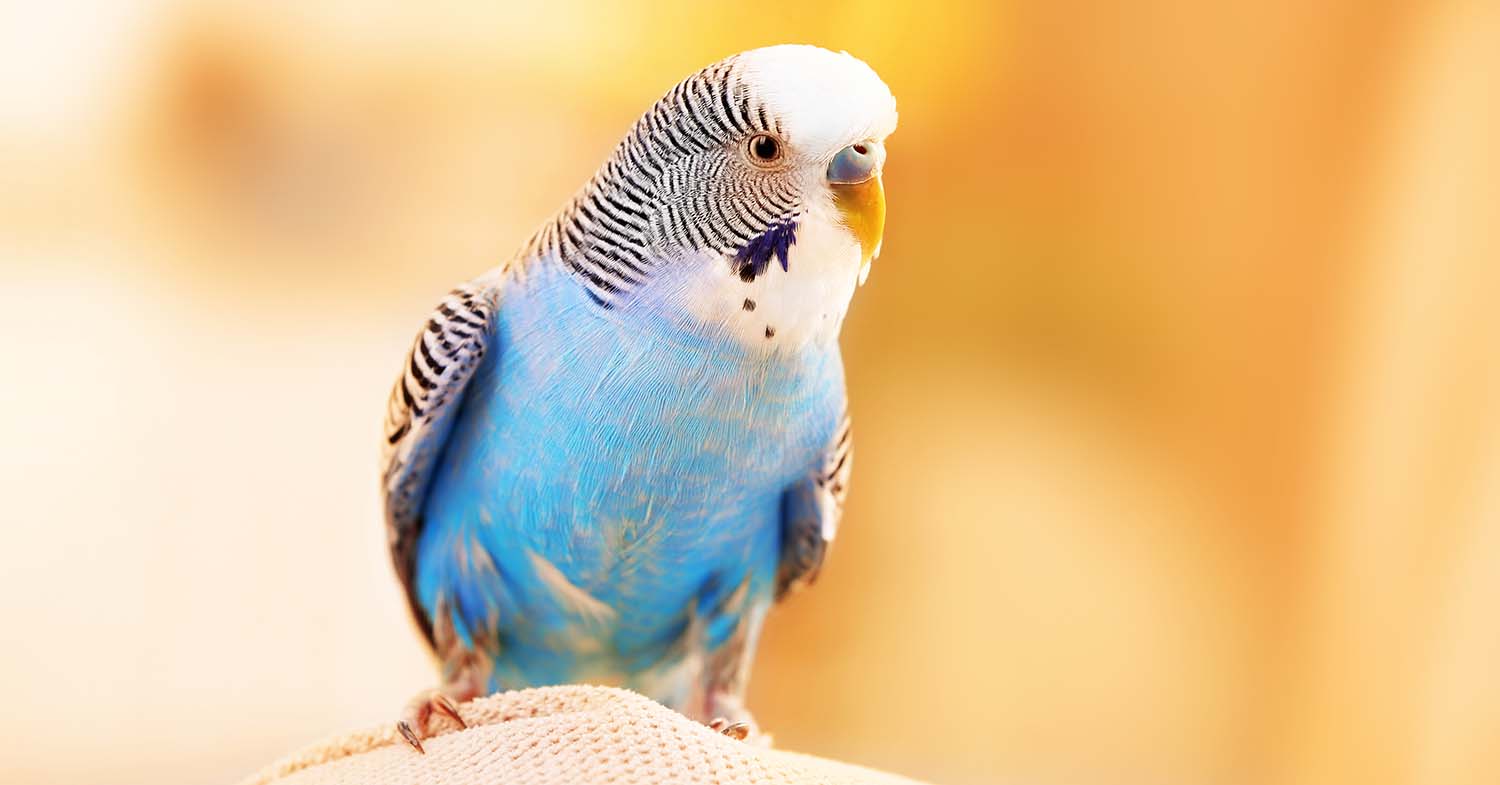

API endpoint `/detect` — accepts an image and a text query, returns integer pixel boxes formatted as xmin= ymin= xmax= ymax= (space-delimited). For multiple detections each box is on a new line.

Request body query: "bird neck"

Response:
xmin=652 ymin=198 xmax=864 ymax=354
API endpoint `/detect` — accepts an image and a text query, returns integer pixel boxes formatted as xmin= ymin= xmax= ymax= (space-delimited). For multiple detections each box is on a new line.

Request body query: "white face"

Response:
xmin=678 ymin=190 xmax=864 ymax=350
xmin=677 ymin=45 xmax=898 ymax=352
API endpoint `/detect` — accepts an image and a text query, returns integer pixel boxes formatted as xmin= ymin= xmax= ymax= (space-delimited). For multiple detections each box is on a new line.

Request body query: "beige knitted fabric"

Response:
xmin=241 ymin=686 xmax=930 ymax=785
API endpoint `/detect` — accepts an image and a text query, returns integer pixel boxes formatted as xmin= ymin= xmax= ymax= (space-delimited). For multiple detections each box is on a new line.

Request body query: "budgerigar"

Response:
xmin=380 ymin=45 xmax=895 ymax=750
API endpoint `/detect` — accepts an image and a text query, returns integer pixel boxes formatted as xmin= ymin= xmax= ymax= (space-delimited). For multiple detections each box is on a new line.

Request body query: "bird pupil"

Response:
xmin=753 ymin=136 xmax=779 ymax=160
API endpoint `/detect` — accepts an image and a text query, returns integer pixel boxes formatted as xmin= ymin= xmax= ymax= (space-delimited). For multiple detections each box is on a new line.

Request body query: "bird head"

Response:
xmin=525 ymin=45 xmax=897 ymax=348
xmin=717 ymin=45 xmax=896 ymax=282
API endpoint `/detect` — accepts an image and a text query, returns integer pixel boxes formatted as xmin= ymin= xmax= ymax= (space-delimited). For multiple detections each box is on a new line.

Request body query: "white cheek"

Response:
xmin=681 ymin=210 xmax=863 ymax=350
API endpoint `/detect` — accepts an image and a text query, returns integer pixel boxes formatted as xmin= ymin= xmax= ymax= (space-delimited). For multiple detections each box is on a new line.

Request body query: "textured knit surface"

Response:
xmin=241 ymin=686 xmax=930 ymax=785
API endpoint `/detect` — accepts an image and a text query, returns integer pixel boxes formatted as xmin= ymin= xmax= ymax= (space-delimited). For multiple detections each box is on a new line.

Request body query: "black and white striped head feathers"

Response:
xmin=524 ymin=45 xmax=896 ymax=347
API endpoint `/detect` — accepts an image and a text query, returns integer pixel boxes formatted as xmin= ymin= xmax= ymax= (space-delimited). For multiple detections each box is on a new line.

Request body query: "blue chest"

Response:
xmin=415 ymin=264 xmax=845 ymax=683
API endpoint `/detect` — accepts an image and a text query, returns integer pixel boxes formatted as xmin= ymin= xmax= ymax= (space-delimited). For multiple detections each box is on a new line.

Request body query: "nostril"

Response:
xmin=827 ymin=143 xmax=880 ymax=184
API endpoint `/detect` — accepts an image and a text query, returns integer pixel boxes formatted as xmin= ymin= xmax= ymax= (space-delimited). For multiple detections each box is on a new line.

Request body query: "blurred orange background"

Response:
xmin=2 ymin=2 xmax=1497 ymax=784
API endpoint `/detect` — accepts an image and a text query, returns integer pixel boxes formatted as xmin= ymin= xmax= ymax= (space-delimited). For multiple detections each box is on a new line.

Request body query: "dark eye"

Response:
xmin=748 ymin=134 xmax=782 ymax=164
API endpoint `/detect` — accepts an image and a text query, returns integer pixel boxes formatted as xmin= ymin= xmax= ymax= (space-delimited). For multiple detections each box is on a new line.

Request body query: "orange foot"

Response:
xmin=708 ymin=717 xmax=752 ymax=741
xmin=396 ymin=689 xmax=469 ymax=754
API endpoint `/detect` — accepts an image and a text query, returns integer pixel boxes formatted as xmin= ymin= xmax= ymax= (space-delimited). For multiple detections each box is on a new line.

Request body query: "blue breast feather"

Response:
xmin=414 ymin=261 xmax=845 ymax=691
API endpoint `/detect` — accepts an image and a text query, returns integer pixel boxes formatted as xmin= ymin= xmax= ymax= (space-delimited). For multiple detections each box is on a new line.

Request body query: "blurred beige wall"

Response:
xmin=1 ymin=3 xmax=1496 ymax=785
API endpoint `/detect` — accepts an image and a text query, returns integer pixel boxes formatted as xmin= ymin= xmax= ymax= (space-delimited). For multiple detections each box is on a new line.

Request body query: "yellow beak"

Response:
xmin=833 ymin=173 xmax=886 ymax=267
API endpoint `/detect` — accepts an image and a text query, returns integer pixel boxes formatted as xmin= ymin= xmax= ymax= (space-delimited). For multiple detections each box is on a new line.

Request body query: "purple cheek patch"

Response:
xmin=731 ymin=219 xmax=799 ymax=282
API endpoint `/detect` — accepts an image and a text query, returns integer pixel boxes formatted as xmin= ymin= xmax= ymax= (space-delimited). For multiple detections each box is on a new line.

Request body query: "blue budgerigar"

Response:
xmin=380 ymin=45 xmax=896 ymax=750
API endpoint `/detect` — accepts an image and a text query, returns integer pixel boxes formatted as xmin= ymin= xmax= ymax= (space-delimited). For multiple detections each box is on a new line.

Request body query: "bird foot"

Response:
xmin=706 ymin=714 xmax=771 ymax=747
xmin=396 ymin=689 xmax=469 ymax=754
xmin=708 ymin=717 xmax=751 ymax=740
xmin=705 ymin=690 xmax=772 ymax=745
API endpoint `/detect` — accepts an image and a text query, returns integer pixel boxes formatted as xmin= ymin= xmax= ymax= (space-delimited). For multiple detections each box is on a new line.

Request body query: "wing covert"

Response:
xmin=381 ymin=270 xmax=504 ymax=643
xmin=775 ymin=406 xmax=853 ymax=600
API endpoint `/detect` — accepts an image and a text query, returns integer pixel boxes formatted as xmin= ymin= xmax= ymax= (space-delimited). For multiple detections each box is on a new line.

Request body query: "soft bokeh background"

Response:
xmin=2 ymin=2 xmax=1497 ymax=784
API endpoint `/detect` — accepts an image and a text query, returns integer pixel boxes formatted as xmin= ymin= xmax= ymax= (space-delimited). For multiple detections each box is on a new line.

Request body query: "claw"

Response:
xmin=708 ymin=717 xmax=751 ymax=741
xmin=431 ymin=693 xmax=467 ymax=729
xmin=397 ymin=720 xmax=426 ymax=754
xmin=397 ymin=688 xmax=475 ymax=753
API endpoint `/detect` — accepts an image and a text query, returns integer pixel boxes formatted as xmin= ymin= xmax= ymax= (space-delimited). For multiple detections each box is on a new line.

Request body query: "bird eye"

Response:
xmin=747 ymin=134 xmax=782 ymax=165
